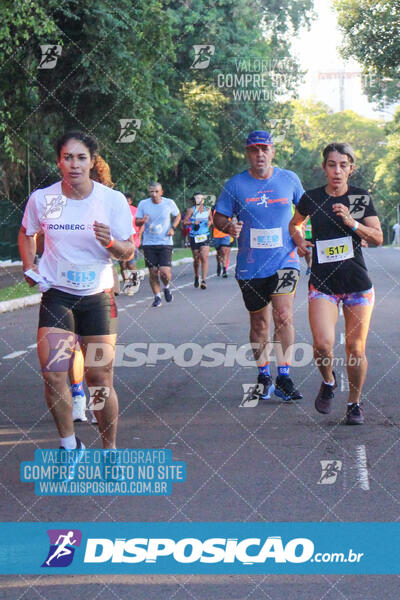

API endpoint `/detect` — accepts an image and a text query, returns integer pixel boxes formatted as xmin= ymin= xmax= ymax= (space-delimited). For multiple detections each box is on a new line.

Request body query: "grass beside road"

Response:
xmin=0 ymin=248 xmax=195 ymax=304
xmin=0 ymin=281 xmax=40 ymax=302
xmin=136 ymin=247 xmax=193 ymax=269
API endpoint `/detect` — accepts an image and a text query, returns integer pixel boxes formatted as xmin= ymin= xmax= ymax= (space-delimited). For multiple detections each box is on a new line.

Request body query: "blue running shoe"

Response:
xmin=258 ymin=373 xmax=275 ymax=399
xmin=274 ymin=376 xmax=303 ymax=402
xmin=152 ymin=296 xmax=162 ymax=308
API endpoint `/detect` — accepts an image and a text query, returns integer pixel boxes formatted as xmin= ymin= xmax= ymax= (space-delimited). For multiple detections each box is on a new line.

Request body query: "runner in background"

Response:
xmin=304 ymin=218 xmax=312 ymax=275
xmin=136 ymin=182 xmax=181 ymax=307
xmin=392 ymin=222 xmax=400 ymax=246
xmin=120 ymin=192 xmax=145 ymax=296
xmin=180 ymin=214 xmax=191 ymax=247
xmin=289 ymin=142 xmax=383 ymax=425
xmin=212 ymin=206 xmax=231 ymax=278
xmin=184 ymin=193 xmax=212 ymax=289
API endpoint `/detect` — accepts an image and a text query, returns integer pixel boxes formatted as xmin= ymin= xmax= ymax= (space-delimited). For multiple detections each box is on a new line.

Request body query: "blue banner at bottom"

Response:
xmin=0 ymin=522 xmax=398 ymax=574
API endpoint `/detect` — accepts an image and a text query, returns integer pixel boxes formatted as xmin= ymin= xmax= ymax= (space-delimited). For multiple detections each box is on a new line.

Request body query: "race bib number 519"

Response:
xmin=250 ymin=227 xmax=283 ymax=249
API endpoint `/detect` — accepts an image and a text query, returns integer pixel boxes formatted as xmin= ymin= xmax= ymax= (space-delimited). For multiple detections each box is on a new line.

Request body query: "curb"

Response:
xmin=0 ymin=293 xmax=42 ymax=314
xmin=0 ymin=249 xmax=236 ymax=314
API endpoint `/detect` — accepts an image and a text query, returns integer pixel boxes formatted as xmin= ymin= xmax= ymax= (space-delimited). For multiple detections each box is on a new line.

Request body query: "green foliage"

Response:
xmin=374 ymin=107 xmax=400 ymax=226
xmin=273 ymin=100 xmax=386 ymax=194
xmin=334 ymin=0 xmax=400 ymax=105
xmin=0 ymin=0 xmax=315 ymax=210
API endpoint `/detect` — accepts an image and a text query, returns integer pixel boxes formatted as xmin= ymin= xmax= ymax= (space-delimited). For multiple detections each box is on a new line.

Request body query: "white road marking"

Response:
xmin=339 ymin=305 xmax=343 ymax=316
xmin=340 ymin=372 xmax=349 ymax=392
xmin=2 ymin=350 xmax=28 ymax=359
xmin=355 ymin=445 xmax=370 ymax=490
xmin=340 ymin=333 xmax=345 ymax=344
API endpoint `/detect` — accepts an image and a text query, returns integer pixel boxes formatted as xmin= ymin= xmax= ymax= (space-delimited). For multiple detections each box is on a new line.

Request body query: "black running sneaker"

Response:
xmin=194 ymin=276 xmax=199 ymax=288
xmin=222 ymin=267 xmax=228 ymax=278
xmin=164 ymin=288 xmax=173 ymax=303
xmin=274 ymin=375 xmax=303 ymax=401
xmin=217 ymin=263 xmax=222 ymax=276
xmin=315 ymin=372 xmax=337 ymax=414
xmin=200 ymin=280 xmax=207 ymax=289
xmin=346 ymin=403 xmax=364 ymax=425
xmin=258 ymin=373 xmax=275 ymax=399
xmin=152 ymin=296 xmax=162 ymax=308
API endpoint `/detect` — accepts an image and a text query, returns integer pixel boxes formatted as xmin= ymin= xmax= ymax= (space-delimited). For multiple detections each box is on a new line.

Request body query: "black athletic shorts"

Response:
xmin=143 ymin=245 xmax=173 ymax=268
xmin=190 ymin=235 xmax=210 ymax=250
xmin=238 ymin=268 xmax=299 ymax=312
xmin=39 ymin=288 xmax=118 ymax=336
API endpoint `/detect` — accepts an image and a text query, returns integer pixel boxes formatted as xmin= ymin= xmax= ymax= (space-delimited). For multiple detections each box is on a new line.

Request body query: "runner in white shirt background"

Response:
xmin=135 ymin=182 xmax=181 ymax=308
xmin=392 ymin=222 xmax=400 ymax=246
xmin=18 ymin=130 xmax=134 ymax=452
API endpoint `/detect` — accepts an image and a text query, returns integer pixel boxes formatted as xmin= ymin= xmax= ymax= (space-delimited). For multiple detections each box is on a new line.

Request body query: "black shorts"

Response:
xmin=238 ymin=268 xmax=299 ymax=312
xmin=143 ymin=245 xmax=173 ymax=268
xmin=39 ymin=288 xmax=118 ymax=336
xmin=190 ymin=235 xmax=210 ymax=250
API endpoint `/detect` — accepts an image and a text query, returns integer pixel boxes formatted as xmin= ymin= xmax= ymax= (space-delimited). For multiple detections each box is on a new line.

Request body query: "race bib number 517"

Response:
xmin=316 ymin=236 xmax=354 ymax=264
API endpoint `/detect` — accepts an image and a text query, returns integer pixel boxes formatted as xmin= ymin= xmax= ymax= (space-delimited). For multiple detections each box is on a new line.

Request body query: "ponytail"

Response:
xmin=91 ymin=155 xmax=114 ymax=188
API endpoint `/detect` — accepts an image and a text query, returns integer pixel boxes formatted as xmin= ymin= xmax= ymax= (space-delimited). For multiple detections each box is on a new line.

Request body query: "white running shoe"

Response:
xmin=72 ymin=395 xmax=88 ymax=422
xmin=89 ymin=410 xmax=98 ymax=425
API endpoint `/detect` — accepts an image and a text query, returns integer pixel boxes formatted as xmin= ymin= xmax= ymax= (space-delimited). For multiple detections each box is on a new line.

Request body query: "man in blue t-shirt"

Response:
xmin=136 ymin=182 xmax=181 ymax=307
xmin=214 ymin=130 xmax=304 ymax=402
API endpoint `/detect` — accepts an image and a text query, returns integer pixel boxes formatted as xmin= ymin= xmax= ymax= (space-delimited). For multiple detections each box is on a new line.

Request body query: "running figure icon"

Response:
xmin=45 ymin=531 xmax=77 ymax=566
xmin=45 ymin=335 xmax=76 ymax=371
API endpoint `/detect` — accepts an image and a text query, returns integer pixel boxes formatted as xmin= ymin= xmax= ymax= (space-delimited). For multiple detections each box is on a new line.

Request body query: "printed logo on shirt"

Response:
xmin=257 ymin=193 xmax=270 ymax=207
xmin=42 ymin=194 xmax=67 ymax=219
xmin=348 ymin=195 xmax=370 ymax=220
xmin=43 ymin=223 xmax=93 ymax=231
xmin=245 ymin=196 xmax=288 ymax=206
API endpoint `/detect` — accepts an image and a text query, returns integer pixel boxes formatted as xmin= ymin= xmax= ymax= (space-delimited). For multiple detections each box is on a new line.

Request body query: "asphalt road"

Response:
xmin=0 ymin=247 xmax=399 ymax=598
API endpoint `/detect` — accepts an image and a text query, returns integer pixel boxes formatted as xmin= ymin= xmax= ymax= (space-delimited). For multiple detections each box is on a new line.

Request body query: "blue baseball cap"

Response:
xmin=246 ymin=130 xmax=273 ymax=147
